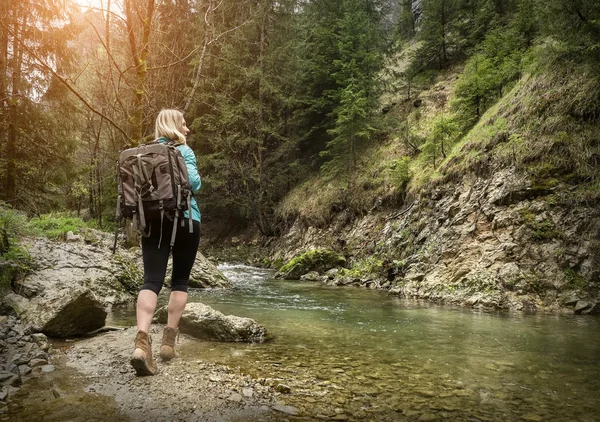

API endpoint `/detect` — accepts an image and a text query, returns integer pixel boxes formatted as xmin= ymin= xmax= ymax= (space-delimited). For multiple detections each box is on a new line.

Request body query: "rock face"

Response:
xmin=154 ymin=302 xmax=267 ymax=342
xmin=3 ymin=235 xmax=126 ymax=337
xmin=13 ymin=236 xmax=135 ymax=307
xmin=2 ymin=230 xmax=233 ymax=337
xmin=269 ymin=167 xmax=600 ymax=313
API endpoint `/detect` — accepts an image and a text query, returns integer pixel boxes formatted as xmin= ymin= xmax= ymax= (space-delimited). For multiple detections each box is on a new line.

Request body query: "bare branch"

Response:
xmin=0 ymin=22 xmax=130 ymax=141
xmin=147 ymin=44 xmax=202 ymax=71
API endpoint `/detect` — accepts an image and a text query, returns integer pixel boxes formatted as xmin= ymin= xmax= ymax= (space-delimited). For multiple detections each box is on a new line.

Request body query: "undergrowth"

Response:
xmin=0 ymin=203 xmax=103 ymax=280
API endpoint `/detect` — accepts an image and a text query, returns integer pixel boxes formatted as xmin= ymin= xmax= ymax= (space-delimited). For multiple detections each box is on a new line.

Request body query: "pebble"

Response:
xmin=242 ymin=387 xmax=254 ymax=397
xmin=41 ymin=365 xmax=56 ymax=373
xmin=0 ymin=373 xmax=14 ymax=383
xmin=272 ymin=404 xmax=299 ymax=415
xmin=275 ymin=383 xmax=292 ymax=394
xmin=228 ymin=393 xmax=243 ymax=402
xmin=17 ymin=365 xmax=31 ymax=376
xmin=0 ymin=374 xmax=18 ymax=387
xmin=29 ymin=359 xmax=48 ymax=368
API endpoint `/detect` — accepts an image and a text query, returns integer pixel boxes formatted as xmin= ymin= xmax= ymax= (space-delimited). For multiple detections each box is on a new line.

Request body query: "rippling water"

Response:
xmin=136 ymin=264 xmax=600 ymax=421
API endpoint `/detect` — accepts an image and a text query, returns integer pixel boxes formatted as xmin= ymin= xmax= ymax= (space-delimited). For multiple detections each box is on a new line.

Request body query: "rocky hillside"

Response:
xmin=267 ymin=67 xmax=600 ymax=315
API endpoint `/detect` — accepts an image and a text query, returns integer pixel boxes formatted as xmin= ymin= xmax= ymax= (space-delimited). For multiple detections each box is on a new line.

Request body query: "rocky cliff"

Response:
xmin=269 ymin=165 xmax=600 ymax=314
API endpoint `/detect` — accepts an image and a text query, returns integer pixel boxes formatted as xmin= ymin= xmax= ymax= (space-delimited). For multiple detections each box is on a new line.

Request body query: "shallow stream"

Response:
xmin=116 ymin=263 xmax=600 ymax=421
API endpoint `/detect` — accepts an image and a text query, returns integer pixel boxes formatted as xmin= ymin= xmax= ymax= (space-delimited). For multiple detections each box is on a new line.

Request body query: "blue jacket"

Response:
xmin=158 ymin=137 xmax=201 ymax=223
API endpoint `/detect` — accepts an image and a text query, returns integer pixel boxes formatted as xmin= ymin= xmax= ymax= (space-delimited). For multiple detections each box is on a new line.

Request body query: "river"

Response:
xmin=171 ymin=263 xmax=599 ymax=421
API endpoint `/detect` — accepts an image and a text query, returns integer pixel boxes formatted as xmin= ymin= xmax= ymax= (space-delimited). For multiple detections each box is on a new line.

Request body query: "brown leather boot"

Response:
xmin=159 ymin=327 xmax=179 ymax=360
xmin=131 ymin=331 xmax=158 ymax=376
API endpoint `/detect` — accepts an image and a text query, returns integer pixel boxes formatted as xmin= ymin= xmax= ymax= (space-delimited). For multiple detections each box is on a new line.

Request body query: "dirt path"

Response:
xmin=6 ymin=325 xmax=290 ymax=421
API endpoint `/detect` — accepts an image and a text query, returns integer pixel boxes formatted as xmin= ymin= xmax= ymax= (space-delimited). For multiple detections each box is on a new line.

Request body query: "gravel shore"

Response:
xmin=3 ymin=321 xmax=292 ymax=421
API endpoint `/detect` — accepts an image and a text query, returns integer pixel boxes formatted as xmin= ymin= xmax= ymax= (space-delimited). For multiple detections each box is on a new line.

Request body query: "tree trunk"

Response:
xmin=124 ymin=0 xmax=155 ymax=145
xmin=184 ymin=0 xmax=214 ymax=114
xmin=5 ymin=6 xmax=24 ymax=204
xmin=255 ymin=8 xmax=267 ymax=236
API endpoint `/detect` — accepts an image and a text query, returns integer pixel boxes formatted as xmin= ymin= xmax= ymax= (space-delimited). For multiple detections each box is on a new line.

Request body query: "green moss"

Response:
xmin=112 ymin=253 xmax=143 ymax=295
xmin=338 ymin=257 xmax=384 ymax=279
xmin=278 ymin=249 xmax=346 ymax=280
xmin=519 ymin=209 xmax=561 ymax=242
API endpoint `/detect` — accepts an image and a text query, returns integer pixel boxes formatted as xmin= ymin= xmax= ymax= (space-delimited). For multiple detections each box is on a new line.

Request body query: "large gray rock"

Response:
xmin=4 ymin=285 xmax=106 ymax=337
xmin=13 ymin=237 xmax=135 ymax=307
xmin=154 ymin=302 xmax=266 ymax=343
xmin=166 ymin=252 xmax=232 ymax=289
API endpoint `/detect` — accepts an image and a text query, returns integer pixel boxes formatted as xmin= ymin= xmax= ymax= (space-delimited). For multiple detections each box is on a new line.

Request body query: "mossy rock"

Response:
xmin=275 ymin=249 xmax=346 ymax=280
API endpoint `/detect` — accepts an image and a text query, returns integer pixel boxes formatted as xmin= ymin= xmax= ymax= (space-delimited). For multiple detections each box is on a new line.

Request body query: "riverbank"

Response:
xmin=2 ymin=318 xmax=288 ymax=421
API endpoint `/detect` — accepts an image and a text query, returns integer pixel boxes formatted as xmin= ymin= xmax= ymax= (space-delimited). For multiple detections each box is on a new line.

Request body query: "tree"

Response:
xmin=418 ymin=0 xmax=458 ymax=69
xmin=190 ymin=0 xmax=302 ymax=235
xmin=318 ymin=0 xmax=386 ymax=181
xmin=421 ymin=114 xmax=460 ymax=167
xmin=0 ymin=0 xmax=78 ymax=209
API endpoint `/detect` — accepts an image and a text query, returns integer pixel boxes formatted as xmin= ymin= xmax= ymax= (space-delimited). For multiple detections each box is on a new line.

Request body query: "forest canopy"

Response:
xmin=1 ymin=0 xmax=598 ymax=235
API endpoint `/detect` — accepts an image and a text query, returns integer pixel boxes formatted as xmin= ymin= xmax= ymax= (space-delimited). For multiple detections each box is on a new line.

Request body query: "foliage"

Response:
xmin=388 ymin=157 xmax=412 ymax=192
xmin=0 ymin=204 xmax=36 ymax=276
xmin=28 ymin=215 xmax=87 ymax=240
xmin=420 ymin=114 xmax=461 ymax=167
xmin=1 ymin=0 xmax=600 ymax=243
xmin=451 ymin=26 xmax=526 ymax=129
xmin=318 ymin=0 xmax=387 ymax=181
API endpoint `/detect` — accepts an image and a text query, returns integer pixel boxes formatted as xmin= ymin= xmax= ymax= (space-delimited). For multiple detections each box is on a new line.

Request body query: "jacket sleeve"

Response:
xmin=182 ymin=146 xmax=202 ymax=193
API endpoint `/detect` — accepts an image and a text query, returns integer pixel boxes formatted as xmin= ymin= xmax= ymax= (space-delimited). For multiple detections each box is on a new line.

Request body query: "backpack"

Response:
xmin=112 ymin=139 xmax=193 ymax=253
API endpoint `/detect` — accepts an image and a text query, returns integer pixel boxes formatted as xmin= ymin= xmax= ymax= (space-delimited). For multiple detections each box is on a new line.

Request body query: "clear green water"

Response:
xmin=129 ymin=264 xmax=600 ymax=421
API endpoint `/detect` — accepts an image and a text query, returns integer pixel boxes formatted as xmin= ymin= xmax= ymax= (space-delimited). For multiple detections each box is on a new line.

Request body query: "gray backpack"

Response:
xmin=113 ymin=140 xmax=193 ymax=252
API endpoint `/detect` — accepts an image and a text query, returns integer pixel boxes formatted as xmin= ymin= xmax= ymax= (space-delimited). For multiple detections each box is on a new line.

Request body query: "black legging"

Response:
xmin=141 ymin=218 xmax=200 ymax=295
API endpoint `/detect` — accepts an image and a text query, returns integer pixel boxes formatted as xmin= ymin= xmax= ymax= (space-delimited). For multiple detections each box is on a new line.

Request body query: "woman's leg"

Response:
xmin=160 ymin=220 xmax=199 ymax=360
xmin=165 ymin=291 xmax=188 ymax=328
xmin=136 ymin=289 xmax=159 ymax=332
xmin=168 ymin=220 xmax=200 ymax=326
xmin=138 ymin=219 xmax=172 ymax=326
xmin=131 ymin=220 xmax=172 ymax=375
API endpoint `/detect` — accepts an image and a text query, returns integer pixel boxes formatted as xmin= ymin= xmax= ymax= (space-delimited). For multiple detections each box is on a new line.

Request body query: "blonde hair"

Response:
xmin=155 ymin=109 xmax=187 ymax=144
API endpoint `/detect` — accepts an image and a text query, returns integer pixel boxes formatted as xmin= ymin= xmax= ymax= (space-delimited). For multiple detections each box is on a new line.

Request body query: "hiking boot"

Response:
xmin=160 ymin=327 xmax=179 ymax=360
xmin=131 ymin=331 xmax=158 ymax=376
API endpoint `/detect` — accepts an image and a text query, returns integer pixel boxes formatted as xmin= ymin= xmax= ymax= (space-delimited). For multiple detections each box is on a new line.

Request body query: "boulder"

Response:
xmin=275 ymin=249 xmax=346 ymax=280
xmin=154 ymin=302 xmax=266 ymax=343
xmin=4 ymin=285 xmax=106 ymax=337
xmin=12 ymin=237 xmax=135 ymax=307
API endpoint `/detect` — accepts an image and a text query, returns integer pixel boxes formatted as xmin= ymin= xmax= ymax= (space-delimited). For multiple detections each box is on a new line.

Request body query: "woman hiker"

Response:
xmin=130 ymin=109 xmax=202 ymax=376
